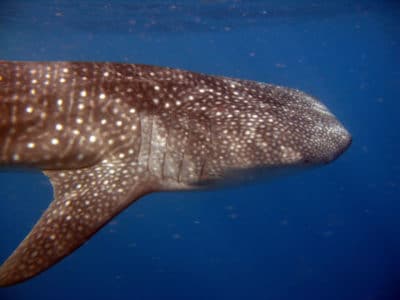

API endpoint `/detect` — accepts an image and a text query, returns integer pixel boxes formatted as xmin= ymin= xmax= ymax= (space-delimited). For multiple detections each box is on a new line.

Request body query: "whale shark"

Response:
xmin=0 ymin=61 xmax=351 ymax=286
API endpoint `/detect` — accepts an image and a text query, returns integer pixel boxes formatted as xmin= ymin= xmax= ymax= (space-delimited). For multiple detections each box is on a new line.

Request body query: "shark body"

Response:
xmin=0 ymin=61 xmax=351 ymax=286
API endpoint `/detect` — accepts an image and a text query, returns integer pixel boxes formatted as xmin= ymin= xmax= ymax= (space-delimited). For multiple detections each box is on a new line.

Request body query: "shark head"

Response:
xmin=169 ymin=79 xmax=351 ymax=186
xmin=250 ymin=85 xmax=351 ymax=165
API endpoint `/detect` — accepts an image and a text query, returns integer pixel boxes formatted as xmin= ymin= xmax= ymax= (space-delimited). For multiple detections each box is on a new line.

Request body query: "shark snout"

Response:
xmin=307 ymin=119 xmax=352 ymax=165
xmin=294 ymin=93 xmax=352 ymax=165
xmin=326 ymin=124 xmax=352 ymax=162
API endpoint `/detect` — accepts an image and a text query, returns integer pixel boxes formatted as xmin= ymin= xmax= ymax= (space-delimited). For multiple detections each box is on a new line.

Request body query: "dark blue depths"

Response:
xmin=0 ymin=1 xmax=399 ymax=299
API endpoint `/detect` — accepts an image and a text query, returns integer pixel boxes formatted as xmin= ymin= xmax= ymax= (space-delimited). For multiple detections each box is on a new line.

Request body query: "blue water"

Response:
xmin=0 ymin=1 xmax=399 ymax=299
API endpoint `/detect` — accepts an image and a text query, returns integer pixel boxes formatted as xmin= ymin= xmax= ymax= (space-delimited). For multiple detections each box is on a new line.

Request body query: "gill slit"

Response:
xmin=146 ymin=114 xmax=154 ymax=172
xmin=161 ymin=122 xmax=169 ymax=181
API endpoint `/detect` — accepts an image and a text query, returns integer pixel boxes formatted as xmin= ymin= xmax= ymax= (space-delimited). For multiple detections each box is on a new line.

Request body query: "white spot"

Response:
xmin=89 ymin=135 xmax=97 ymax=143
xmin=129 ymin=108 xmax=136 ymax=114
xmin=78 ymin=103 xmax=85 ymax=110
xmin=65 ymin=200 xmax=71 ymax=206
xmin=57 ymin=99 xmax=63 ymax=106
xmin=30 ymin=89 xmax=36 ymax=95
xmin=188 ymin=95 xmax=194 ymax=101
xmin=27 ymin=142 xmax=35 ymax=149
xmin=55 ymin=123 xmax=63 ymax=131
xmin=153 ymin=98 xmax=159 ymax=105
xmin=59 ymin=78 xmax=66 ymax=83
xmin=63 ymin=68 xmax=69 ymax=73
xmin=76 ymin=118 xmax=83 ymax=124
xmin=99 ymin=93 xmax=106 ymax=99
xmin=154 ymin=85 xmax=160 ymax=91
xmin=101 ymin=119 xmax=107 ymax=125
xmin=103 ymin=71 xmax=109 ymax=77
xmin=116 ymin=120 xmax=122 ymax=127
xmin=80 ymin=90 xmax=87 ymax=97
xmin=51 ymin=138 xmax=59 ymax=145
xmin=26 ymin=106 xmax=34 ymax=113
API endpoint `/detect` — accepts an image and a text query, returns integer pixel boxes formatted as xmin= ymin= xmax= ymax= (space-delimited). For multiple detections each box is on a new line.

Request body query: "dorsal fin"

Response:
xmin=0 ymin=157 xmax=156 ymax=286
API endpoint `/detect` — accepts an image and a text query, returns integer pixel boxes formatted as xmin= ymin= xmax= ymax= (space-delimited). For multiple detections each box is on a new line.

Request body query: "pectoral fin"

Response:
xmin=0 ymin=158 xmax=154 ymax=286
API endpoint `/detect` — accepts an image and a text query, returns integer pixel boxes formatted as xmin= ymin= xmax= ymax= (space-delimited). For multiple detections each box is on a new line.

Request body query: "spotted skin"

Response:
xmin=0 ymin=61 xmax=351 ymax=286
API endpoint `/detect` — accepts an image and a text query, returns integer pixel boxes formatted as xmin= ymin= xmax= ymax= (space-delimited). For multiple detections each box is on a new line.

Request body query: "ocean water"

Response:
xmin=0 ymin=1 xmax=399 ymax=299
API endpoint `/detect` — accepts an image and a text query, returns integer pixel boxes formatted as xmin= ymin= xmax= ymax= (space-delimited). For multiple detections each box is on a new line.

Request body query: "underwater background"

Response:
xmin=0 ymin=1 xmax=399 ymax=299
